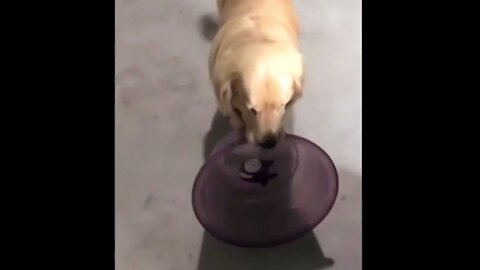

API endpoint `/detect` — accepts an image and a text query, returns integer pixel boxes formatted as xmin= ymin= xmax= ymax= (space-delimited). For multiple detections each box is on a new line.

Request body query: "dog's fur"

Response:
xmin=209 ymin=0 xmax=304 ymax=147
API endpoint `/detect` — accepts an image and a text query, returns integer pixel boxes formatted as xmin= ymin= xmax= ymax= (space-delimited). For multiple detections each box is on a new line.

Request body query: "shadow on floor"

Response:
xmin=198 ymin=14 xmax=219 ymax=42
xmin=197 ymin=231 xmax=334 ymax=270
xmin=202 ymin=110 xmax=232 ymax=161
xmin=198 ymin=110 xmax=333 ymax=269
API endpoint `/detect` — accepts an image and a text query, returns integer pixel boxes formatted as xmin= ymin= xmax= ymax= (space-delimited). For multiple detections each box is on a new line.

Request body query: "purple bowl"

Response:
xmin=192 ymin=131 xmax=339 ymax=248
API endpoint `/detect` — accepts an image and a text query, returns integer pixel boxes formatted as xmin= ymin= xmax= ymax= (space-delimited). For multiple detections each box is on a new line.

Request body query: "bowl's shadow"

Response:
xmin=198 ymin=109 xmax=333 ymax=269
xmin=197 ymin=231 xmax=334 ymax=270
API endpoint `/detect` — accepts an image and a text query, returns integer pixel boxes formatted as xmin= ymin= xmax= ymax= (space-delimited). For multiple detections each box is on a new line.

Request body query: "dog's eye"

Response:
xmin=250 ymin=109 xmax=257 ymax=115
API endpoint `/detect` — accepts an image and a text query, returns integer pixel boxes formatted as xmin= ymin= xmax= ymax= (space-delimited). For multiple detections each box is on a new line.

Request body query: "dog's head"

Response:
xmin=218 ymin=47 xmax=304 ymax=148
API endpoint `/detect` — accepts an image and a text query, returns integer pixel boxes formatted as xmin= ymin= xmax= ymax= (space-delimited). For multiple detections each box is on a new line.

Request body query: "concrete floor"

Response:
xmin=115 ymin=0 xmax=361 ymax=269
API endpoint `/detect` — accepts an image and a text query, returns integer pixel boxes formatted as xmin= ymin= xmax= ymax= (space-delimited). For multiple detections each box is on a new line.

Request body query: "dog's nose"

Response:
xmin=259 ymin=133 xmax=277 ymax=149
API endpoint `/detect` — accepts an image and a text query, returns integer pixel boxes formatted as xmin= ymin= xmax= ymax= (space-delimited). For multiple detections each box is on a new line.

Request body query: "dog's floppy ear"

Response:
xmin=217 ymin=73 xmax=242 ymax=115
xmin=293 ymin=72 xmax=304 ymax=99
xmin=287 ymin=54 xmax=304 ymax=108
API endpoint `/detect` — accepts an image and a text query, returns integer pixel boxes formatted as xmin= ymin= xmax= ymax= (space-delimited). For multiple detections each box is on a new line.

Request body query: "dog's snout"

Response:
xmin=258 ymin=133 xmax=278 ymax=149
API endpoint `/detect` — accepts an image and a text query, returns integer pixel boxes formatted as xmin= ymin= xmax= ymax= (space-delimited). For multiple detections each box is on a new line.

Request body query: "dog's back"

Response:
xmin=210 ymin=0 xmax=301 ymax=83
xmin=216 ymin=0 xmax=299 ymax=42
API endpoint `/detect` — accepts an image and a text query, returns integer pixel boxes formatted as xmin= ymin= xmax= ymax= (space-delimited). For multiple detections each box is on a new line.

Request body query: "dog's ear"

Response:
xmin=287 ymin=54 xmax=304 ymax=108
xmin=293 ymin=72 xmax=304 ymax=99
xmin=217 ymin=73 xmax=242 ymax=115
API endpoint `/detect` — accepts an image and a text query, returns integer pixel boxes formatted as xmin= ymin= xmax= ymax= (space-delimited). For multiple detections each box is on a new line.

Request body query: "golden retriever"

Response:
xmin=209 ymin=0 xmax=304 ymax=149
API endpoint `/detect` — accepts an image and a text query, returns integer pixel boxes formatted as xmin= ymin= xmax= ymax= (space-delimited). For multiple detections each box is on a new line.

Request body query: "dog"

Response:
xmin=209 ymin=0 xmax=304 ymax=149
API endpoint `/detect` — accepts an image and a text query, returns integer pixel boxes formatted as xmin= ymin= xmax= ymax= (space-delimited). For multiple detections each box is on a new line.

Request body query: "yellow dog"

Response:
xmin=209 ymin=0 xmax=304 ymax=148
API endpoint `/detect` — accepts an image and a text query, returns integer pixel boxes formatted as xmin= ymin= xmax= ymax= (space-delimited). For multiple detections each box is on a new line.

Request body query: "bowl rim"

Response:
xmin=191 ymin=133 xmax=339 ymax=248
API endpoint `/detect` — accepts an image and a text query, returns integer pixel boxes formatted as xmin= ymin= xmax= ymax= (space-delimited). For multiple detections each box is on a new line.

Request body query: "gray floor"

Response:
xmin=115 ymin=0 xmax=361 ymax=269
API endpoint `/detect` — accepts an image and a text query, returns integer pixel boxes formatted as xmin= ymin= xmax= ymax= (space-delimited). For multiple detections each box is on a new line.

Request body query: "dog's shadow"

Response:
xmin=199 ymin=110 xmax=333 ymax=269
xmin=202 ymin=111 xmax=232 ymax=161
